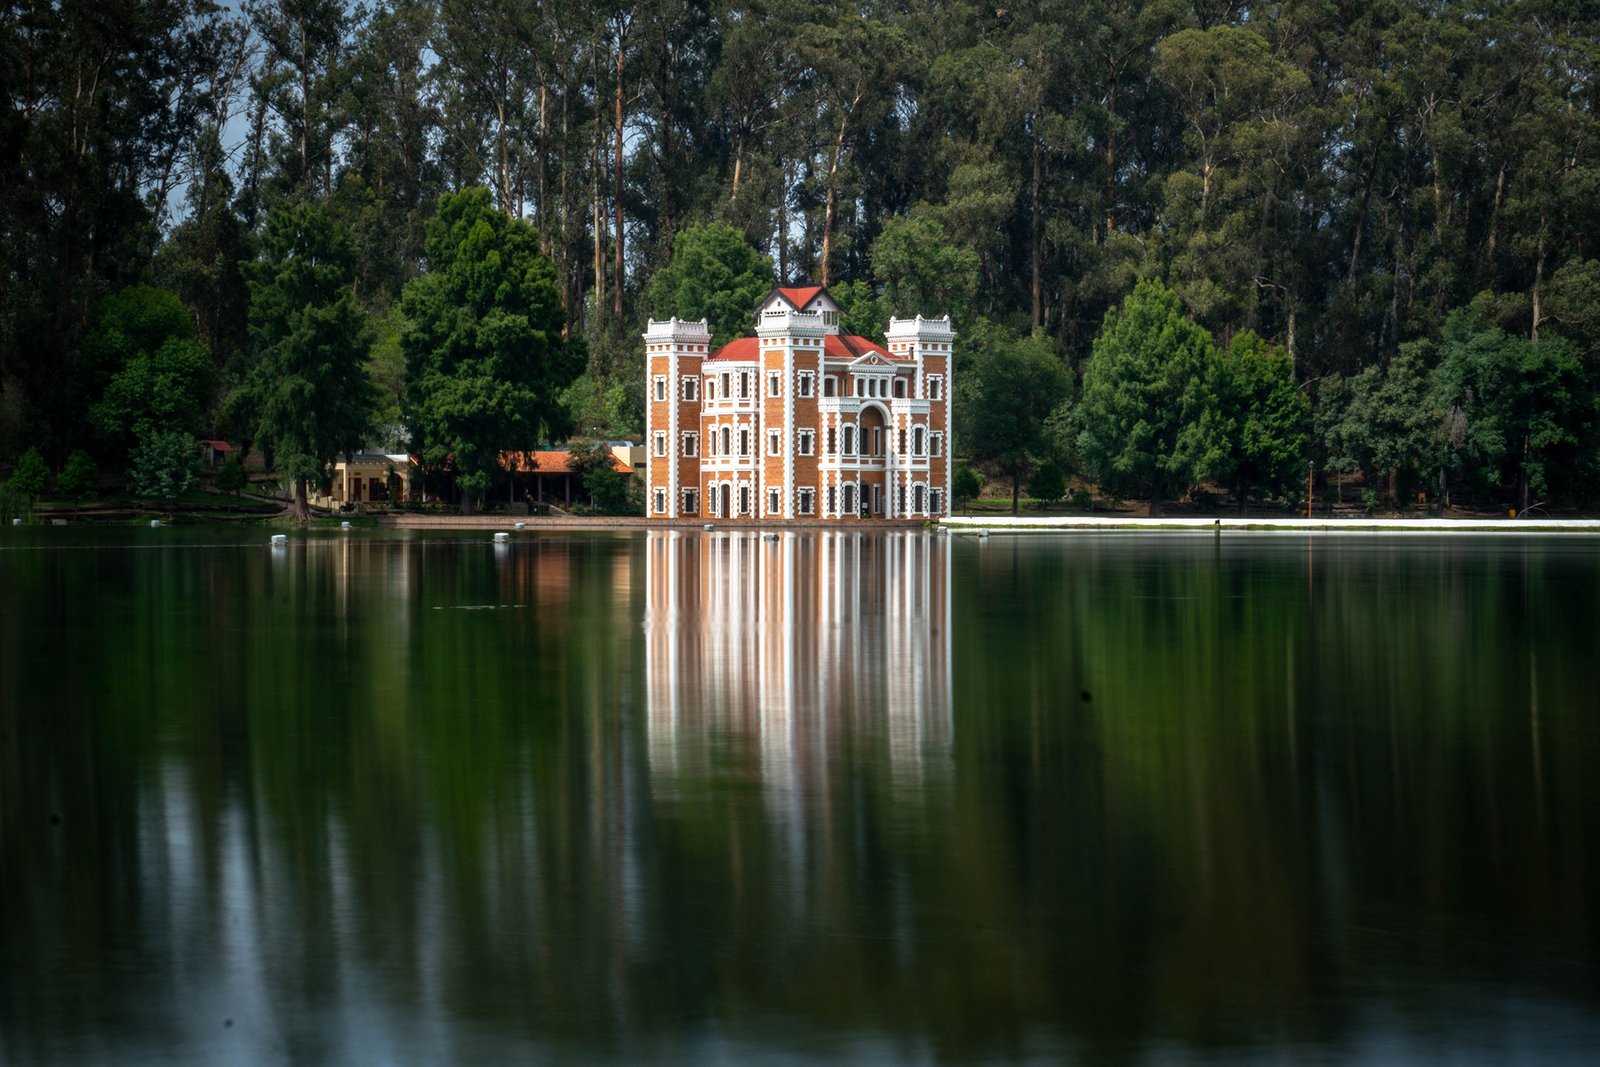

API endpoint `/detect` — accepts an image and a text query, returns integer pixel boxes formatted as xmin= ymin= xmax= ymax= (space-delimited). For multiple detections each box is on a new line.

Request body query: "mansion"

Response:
xmin=644 ymin=286 xmax=952 ymax=521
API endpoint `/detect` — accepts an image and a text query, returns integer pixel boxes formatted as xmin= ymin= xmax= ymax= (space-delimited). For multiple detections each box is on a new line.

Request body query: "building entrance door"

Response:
xmin=719 ymin=484 xmax=730 ymax=517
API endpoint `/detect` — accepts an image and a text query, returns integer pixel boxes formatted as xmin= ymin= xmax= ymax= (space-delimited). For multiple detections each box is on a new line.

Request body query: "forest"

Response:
xmin=2 ymin=0 xmax=1598 ymax=514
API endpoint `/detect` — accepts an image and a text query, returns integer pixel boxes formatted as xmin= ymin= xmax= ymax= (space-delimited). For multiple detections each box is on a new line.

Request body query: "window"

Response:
xmin=739 ymin=373 xmax=750 ymax=400
xmin=930 ymin=489 xmax=944 ymax=514
xmin=652 ymin=431 xmax=667 ymax=457
xmin=768 ymin=371 xmax=781 ymax=398
xmin=870 ymin=428 xmax=881 ymax=455
xmin=739 ymin=484 xmax=750 ymax=515
xmin=739 ymin=429 xmax=750 ymax=456
xmin=896 ymin=485 xmax=905 ymax=514
xmin=797 ymin=430 xmax=814 ymax=456
xmin=721 ymin=372 xmax=731 ymax=399
xmin=842 ymin=483 xmax=856 ymax=514
xmin=826 ymin=427 xmax=837 ymax=454
xmin=826 ymin=486 xmax=837 ymax=514
xmin=897 ymin=428 xmax=906 ymax=454
xmin=913 ymin=427 xmax=925 ymax=456
xmin=931 ymin=431 xmax=944 ymax=457
xmin=682 ymin=488 xmax=698 ymax=514
xmin=767 ymin=430 xmax=781 ymax=456
xmin=721 ymin=426 xmax=731 ymax=455
xmin=822 ymin=310 xmax=838 ymax=326
xmin=913 ymin=484 xmax=926 ymax=514
xmin=823 ymin=376 xmax=837 ymax=397
xmin=705 ymin=376 xmax=716 ymax=401
xmin=854 ymin=378 xmax=863 ymax=397
xmin=928 ymin=375 xmax=944 ymax=401
xmin=653 ymin=376 xmax=666 ymax=402
xmin=842 ymin=426 xmax=855 ymax=455
xmin=798 ymin=373 xmax=814 ymax=398
xmin=768 ymin=488 xmax=781 ymax=514
xmin=894 ymin=378 xmax=906 ymax=398
xmin=682 ymin=378 xmax=698 ymax=401
xmin=681 ymin=432 xmax=698 ymax=457
xmin=653 ymin=488 xmax=667 ymax=514
xmin=798 ymin=488 xmax=815 ymax=515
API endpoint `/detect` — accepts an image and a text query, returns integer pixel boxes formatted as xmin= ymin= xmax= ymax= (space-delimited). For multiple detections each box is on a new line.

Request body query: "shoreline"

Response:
xmin=939 ymin=515 xmax=1600 ymax=533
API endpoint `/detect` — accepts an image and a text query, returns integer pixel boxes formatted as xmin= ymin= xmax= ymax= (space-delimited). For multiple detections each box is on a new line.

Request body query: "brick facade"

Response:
xmin=644 ymin=286 xmax=953 ymax=522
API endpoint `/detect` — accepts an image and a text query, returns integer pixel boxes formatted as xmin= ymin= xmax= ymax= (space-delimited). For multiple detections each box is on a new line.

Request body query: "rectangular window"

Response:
xmin=739 ymin=485 xmax=750 ymax=515
xmin=682 ymin=378 xmax=698 ymax=401
xmin=826 ymin=486 xmax=837 ymax=514
xmin=722 ymin=372 xmax=731 ymax=399
xmin=930 ymin=489 xmax=944 ymax=514
xmin=768 ymin=488 xmax=781 ymax=514
xmin=826 ymin=427 xmax=837 ymax=454
xmin=898 ymin=428 xmax=906 ymax=454
xmin=653 ymin=376 xmax=667 ymax=402
xmin=896 ymin=485 xmax=906 ymax=514
xmin=681 ymin=432 xmax=698 ymax=457
xmin=705 ymin=377 xmax=716 ymax=401
xmin=739 ymin=429 xmax=749 ymax=456
xmin=682 ymin=488 xmax=698 ymax=514
xmin=823 ymin=377 xmax=837 ymax=397
xmin=928 ymin=375 xmax=944 ymax=401
xmin=739 ymin=373 xmax=750 ymax=400
xmin=798 ymin=488 xmax=815 ymax=515
xmin=652 ymin=488 xmax=667 ymax=514
xmin=931 ymin=432 xmax=944 ymax=457
xmin=768 ymin=371 xmax=781 ymax=398
xmin=797 ymin=430 xmax=814 ymax=456
xmin=652 ymin=431 xmax=667 ymax=457
xmin=767 ymin=430 xmax=781 ymax=456
xmin=798 ymin=373 xmax=814 ymax=398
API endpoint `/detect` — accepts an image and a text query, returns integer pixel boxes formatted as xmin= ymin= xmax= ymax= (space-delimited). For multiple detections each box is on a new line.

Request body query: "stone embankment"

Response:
xmin=940 ymin=515 xmax=1600 ymax=533
xmin=380 ymin=514 xmax=929 ymax=531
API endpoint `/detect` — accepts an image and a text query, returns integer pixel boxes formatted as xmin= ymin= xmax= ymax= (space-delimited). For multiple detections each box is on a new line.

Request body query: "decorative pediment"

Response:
xmin=849 ymin=353 xmax=894 ymax=369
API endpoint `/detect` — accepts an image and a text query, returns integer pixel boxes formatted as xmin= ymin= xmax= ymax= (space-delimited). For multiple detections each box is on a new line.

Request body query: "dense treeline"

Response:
xmin=2 ymin=1 xmax=1598 ymax=512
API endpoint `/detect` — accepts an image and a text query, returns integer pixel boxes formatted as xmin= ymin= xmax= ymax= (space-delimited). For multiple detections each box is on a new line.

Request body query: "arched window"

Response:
xmin=824 ymin=376 xmax=837 ymax=397
xmin=913 ymin=484 xmax=926 ymax=513
xmin=913 ymin=426 xmax=925 ymax=455
xmin=842 ymin=426 xmax=855 ymax=455
xmin=720 ymin=426 xmax=731 ymax=455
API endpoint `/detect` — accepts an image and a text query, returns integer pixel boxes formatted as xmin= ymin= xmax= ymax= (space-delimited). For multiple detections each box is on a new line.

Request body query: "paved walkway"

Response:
xmin=940 ymin=515 xmax=1600 ymax=533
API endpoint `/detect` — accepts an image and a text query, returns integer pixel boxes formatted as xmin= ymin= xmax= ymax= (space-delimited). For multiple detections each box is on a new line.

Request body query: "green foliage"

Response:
xmin=870 ymin=214 xmax=980 ymax=325
xmin=1327 ymin=346 xmax=1439 ymax=504
xmin=645 ymin=222 xmax=774 ymax=344
xmin=403 ymin=188 xmax=580 ymax=511
xmin=829 ymin=279 xmax=887 ymax=342
xmin=128 ymin=429 xmax=199 ymax=503
xmin=1206 ymin=331 xmax=1309 ymax=506
xmin=91 ymin=336 xmax=216 ymax=451
xmin=1077 ymin=280 xmax=1218 ymax=512
xmin=245 ymin=199 xmax=378 ymax=513
xmin=568 ymin=444 xmax=634 ymax=515
xmin=214 ymin=457 xmax=248 ymax=496
xmin=1027 ymin=461 xmax=1066 ymax=507
xmin=966 ymin=324 xmax=1068 ymax=513
xmin=57 ymin=450 xmax=99 ymax=503
xmin=953 ymin=465 xmax=983 ymax=505
xmin=8 ymin=447 xmax=49 ymax=498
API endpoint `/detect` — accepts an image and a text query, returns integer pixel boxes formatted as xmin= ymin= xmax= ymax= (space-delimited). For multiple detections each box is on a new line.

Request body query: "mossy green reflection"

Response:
xmin=1 ymin=529 xmax=1598 ymax=1063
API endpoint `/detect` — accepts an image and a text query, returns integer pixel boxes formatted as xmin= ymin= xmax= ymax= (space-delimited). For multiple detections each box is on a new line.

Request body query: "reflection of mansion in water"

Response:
xmin=644 ymin=286 xmax=953 ymax=521
xmin=644 ymin=530 xmax=952 ymax=792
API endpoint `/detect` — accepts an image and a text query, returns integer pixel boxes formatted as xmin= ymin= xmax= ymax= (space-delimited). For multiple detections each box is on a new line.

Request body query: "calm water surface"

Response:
xmin=2 ymin=528 xmax=1598 ymax=1064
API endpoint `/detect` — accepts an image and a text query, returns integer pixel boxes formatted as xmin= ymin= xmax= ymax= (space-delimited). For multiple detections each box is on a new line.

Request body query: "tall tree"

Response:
xmin=403 ymin=187 xmax=581 ymax=512
xmin=245 ymin=199 xmax=377 ymax=521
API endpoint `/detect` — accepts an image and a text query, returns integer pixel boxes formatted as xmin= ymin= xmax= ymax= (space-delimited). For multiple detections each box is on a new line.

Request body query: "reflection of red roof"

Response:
xmin=501 ymin=449 xmax=631 ymax=475
xmin=775 ymin=285 xmax=825 ymax=309
xmin=707 ymin=333 xmax=903 ymax=362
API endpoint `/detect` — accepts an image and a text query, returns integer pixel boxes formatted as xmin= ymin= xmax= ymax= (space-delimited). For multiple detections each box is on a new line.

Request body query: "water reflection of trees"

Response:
xmin=3 ymin=532 xmax=1599 ymax=1062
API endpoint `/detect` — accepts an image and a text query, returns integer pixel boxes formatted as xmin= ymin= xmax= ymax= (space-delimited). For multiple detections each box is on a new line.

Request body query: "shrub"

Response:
xmin=8 ymin=447 xmax=48 ymax=498
xmin=57 ymin=450 xmax=99 ymax=503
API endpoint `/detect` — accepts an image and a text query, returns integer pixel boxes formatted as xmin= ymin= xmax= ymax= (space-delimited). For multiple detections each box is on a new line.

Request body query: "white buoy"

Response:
xmin=340 ymin=520 xmax=351 ymax=530
xmin=514 ymin=521 xmax=526 ymax=530
xmin=270 ymin=534 xmax=288 ymax=546
xmin=978 ymin=528 xmax=989 ymax=539
xmin=150 ymin=519 xmax=161 ymax=528
xmin=493 ymin=531 xmax=511 ymax=542
xmin=9 ymin=518 xmax=18 ymax=526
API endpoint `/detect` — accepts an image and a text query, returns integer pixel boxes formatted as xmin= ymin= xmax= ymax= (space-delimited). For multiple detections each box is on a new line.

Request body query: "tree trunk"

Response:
xmin=292 ymin=478 xmax=309 ymax=524
xmin=1531 ymin=226 xmax=1546 ymax=342
xmin=1520 ymin=434 xmax=1531 ymax=513
xmin=1031 ymin=132 xmax=1043 ymax=327
xmin=1011 ymin=471 xmax=1020 ymax=516
xmin=1148 ymin=478 xmax=1162 ymax=518
xmin=820 ymin=108 xmax=851 ymax=286
xmin=613 ymin=36 xmax=627 ymax=320
xmin=459 ymin=483 xmax=474 ymax=516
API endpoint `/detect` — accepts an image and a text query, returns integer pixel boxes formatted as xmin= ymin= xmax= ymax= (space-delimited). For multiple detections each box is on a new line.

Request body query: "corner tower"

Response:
xmin=886 ymin=314 xmax=955 ymax=517
xmin=644 ymin=316 xmax=712 ymax=518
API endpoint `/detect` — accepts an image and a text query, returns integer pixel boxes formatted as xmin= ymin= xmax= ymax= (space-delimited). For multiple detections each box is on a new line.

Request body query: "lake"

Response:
xmin=2 ymin=528 xmax=1598 ymax=1064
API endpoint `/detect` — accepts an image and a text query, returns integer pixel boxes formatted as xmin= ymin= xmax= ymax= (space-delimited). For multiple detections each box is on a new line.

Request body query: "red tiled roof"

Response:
xmin=826 ymin=334 xmax=900 ymax=361
xmin=199 ymin=439 xmax=235 ymax=451
xmin=501 ymin=449 xmax=631 ymax=475
xmin=707 ymin=337 xmax=760 ymax=361
xmin=708 ymin=334 xmax=905 ymax=362
xmin=775 ymin=285 xmax=825 ymax=309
